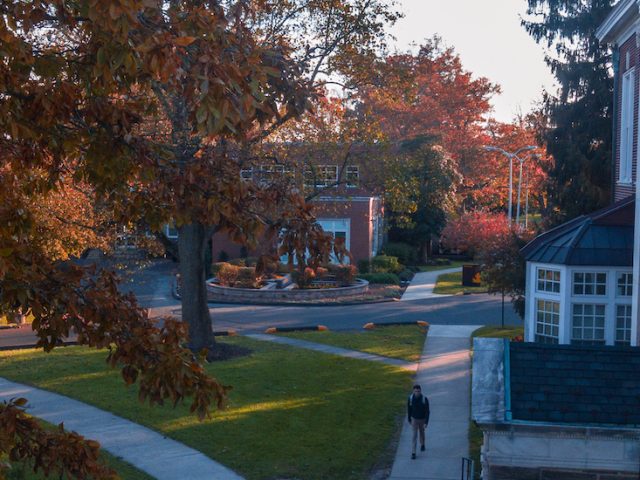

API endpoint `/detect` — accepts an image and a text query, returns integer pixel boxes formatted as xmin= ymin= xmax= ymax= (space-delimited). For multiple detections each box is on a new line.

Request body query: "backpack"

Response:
xmin=408 ymin=394 xmax=426 ymax=406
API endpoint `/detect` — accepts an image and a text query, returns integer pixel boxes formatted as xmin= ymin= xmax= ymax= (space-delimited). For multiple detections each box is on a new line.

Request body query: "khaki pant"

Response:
xmin=411 ymin=418 xmax=426 ymax=454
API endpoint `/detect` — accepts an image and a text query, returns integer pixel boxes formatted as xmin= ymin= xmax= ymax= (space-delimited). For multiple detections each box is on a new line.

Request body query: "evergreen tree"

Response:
xmin=523 ymin=0 xmax=615 ymax=222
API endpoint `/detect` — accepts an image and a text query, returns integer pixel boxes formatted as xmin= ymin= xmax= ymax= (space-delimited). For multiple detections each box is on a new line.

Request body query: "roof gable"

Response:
xmin=522 ymin=197 xmax=635 ymax=266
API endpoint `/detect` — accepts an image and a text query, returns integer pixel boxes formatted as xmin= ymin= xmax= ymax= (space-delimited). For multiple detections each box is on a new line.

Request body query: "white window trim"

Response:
xmin=534 ymin=298 xmax=561 ymax=344
xmin=345 ymin=165 xmax=360 ymax=188
xmin=615 ymin=304 xmax=632 ymax=345
xmin=616 ymin=271 xmax=633 ymax=297
xmin=570 ymin=302 xmax=607 ymax=345
xmin=571 ymin=270 xmax=608 ymax=297
xmin=535 ymin=267 xmax=561 ymax=294
xmin=619 ymin=68 xmax=634 ymax=184
xmin=164 ymin=223 xmax=178 ymax=239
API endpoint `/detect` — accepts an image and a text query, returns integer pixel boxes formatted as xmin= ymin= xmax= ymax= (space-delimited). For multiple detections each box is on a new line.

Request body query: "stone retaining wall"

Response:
xmin=206 ymin=279 xmax=369 ymax=303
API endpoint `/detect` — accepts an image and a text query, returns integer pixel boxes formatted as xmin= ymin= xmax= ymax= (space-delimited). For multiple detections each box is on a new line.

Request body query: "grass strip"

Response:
xmin=279 ymin=325 xmax=427 ymax=362
xmin=416 ymin=260 xmax=466 ymax=272
xmin=0 ymin=336 xmax=411 ymax=480
xmin=433 ymin=272 xmax=488 ymax=295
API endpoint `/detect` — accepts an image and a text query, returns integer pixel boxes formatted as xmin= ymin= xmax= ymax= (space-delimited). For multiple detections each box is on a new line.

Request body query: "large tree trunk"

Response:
xmin=178 ymin=223 xmax=215 ymax=353
xmin=418 ymin=239 xmax=432 ymax=264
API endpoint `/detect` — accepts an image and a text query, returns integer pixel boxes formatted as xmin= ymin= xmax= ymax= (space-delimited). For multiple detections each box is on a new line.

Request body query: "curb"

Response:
xmin=0 ymin=325 xmax=20 ymax=330
xmin=207 ymin=297 xmax=398 ymax=307
xmin=264 ymin=325 xmax=328 ymax=334
xmin=363 ymin=321 xmax=430 ymax=330
xmin=175 ymin=277 xmax=402 ymax=307
xmin=213 ymin=330 xmax=237 ymax=337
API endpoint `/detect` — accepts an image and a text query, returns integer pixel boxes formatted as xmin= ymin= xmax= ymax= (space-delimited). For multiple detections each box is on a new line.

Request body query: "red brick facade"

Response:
xmin=615 ymin=33 xmax=638 ymax=202
xmin=211 ymin=196 xmax=384 ymax=264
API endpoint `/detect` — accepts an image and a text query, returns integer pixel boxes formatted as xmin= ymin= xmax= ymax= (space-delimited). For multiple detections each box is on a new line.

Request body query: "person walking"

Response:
xmin=407 ymin=384 xmax=430 ymax=459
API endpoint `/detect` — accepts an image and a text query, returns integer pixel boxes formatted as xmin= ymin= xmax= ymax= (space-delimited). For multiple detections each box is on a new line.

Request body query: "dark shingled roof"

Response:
xmin=509 ymin=342 xmax=640 ymax=426
xmin=521 ymin=197 xmax=635 ymax=266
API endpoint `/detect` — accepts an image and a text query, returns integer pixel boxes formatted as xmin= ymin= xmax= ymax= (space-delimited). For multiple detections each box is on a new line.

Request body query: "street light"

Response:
xmin=483 ymin=145 xmax=536 ymax=226
xmin=516 ymin=153 xmax=539 ymax=227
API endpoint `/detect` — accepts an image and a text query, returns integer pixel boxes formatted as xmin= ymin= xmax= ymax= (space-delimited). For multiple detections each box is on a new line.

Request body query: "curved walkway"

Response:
xmin=246 ymin=333 xmax=418 ymax=371
xmin=0 ymin=378 xmax=244 ymax=480
xmin=400 ymin=267 xmax=462 ymax=302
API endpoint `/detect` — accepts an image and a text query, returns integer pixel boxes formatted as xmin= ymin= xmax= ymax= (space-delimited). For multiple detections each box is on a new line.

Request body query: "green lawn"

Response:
xmin=416 ymin=260 xmax=466 ymax=272
xmin=279 ymin=324 xmax=428 ymax=362
xmin=433 ymin=272 xmax=488 ymax=295
xmin=467 ymin=325 xmax=524 ymax=478
xmin=0 ymin=337 xmax=411 ymax=480
xmin=471 ymin=325 xmax=524 ymax=340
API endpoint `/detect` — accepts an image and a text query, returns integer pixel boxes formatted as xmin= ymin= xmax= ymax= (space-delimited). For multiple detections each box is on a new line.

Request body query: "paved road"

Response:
xmin=0 ymin=260 xmax=521 ymax=347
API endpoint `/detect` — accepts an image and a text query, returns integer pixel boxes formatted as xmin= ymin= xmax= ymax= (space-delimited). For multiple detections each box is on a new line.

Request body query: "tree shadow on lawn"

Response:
xmin=0 ymin=338 xmax=411 ymax=480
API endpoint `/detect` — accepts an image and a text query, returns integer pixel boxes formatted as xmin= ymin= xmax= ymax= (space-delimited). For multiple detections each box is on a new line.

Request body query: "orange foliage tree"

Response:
xmin=0 ymin=0 xmax=399 ymax=477
xmin=353 ymin=38 xmax=550 ymax=218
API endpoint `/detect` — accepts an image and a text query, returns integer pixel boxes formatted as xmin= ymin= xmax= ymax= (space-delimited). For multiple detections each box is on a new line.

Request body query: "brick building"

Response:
xmin=210 ymin=143 xmax=385 ymax=264
xmin=518 ymin=0 xmax=640 ymax=348
xmin=471 ymin=4 xmax=640 ymax=478
xmin=473 ymin=339 xmax=640 ymax=480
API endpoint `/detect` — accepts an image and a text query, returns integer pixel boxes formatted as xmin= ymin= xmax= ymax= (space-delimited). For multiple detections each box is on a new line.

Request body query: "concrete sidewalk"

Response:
xmin=0 ymin=378 xmax=244 ymax=480
xmin=389 ymin=324 xmax=480 ymax=480
xmin=400 ymin=268 xmax=462 ymax=301
xmin=245 ymin=333 xmax=417 ymax=371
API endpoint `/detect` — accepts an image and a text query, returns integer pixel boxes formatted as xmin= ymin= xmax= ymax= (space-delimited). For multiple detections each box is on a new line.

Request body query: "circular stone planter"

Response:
xmin=206 ymin=278 xmax=369 ymax=304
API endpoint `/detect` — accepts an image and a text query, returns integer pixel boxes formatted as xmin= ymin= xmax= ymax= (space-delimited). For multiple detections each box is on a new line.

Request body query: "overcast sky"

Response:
xmin=389 ymin=0 xmax=557 ymax=123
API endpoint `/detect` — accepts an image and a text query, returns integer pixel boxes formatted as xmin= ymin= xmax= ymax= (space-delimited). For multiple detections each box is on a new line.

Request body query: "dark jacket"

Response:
xmin=407 ymin=393 xmax=430 ymax=423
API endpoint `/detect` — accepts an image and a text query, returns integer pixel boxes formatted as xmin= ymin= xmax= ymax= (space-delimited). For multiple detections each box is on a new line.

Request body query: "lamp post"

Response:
xmin=483 ymin=145 xmax=536 ymax=226
xmin=516 ymin=153 xmax=538 ymax=228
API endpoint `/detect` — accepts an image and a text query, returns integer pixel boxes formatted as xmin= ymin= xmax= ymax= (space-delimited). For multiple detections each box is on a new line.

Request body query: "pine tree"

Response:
xmin=523 ymin=0 xmax=615 ymax=222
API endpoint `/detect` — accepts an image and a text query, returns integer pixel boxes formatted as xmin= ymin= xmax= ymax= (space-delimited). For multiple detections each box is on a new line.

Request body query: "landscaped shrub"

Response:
xmin=292 ymin=267 xmax=316 ymax=288
xmin=398 ymin=269 xmax=414 ymax=282
xmin=357 ymin=259 xmax=370 ymax=274
xmin=244 ymin=257 xmax=259 ymax=267
xmin=235 ymin=267 xmax=260 ymax=288
xmin=277 ymin=262 xmax=291 ymax=274
xmin=371 ymin=255 xmax=403 ymax=274
xmin=211 ymin=262 xmax=230 ymax=276
xmin=228 ymin=258 xmax=246 ymax=267
xmin=217 ymin=263 xmax=240 ymax=286
xmin=316 ymin=266 xmax=329 ymax=278
xmin=328 ymin=264 xmax=357 ymax=286
xmin=426 ymin=258 xmax=451 ymax=267
xmin=381 ymin=242 xmax=417 ymax=265
xmin=357 ymin=272 xmax=400 ymax=285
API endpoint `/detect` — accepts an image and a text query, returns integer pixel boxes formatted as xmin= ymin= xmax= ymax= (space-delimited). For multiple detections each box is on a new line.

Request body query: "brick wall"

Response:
xmin=210 ymin=197 xmax=382 ymax=264
xmin=489 ymin=466 xmax=639 ymax=480
xmin=615 ymin=34 xmax=638 ymax=202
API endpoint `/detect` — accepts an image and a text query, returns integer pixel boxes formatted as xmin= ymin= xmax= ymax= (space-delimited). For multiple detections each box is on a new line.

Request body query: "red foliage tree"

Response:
xmin=440 ymin=211 xmax=512 ymax=259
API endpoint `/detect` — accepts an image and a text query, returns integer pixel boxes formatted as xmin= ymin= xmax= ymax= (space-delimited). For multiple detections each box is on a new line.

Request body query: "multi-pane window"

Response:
xmin=535 ymin=299 xmax=560 ymax=344
xmin=573 ymin=272 xmax=607 ymax=296
xmin=240 ymin=167 xmax=253 ymax=181
xmin=617 ymin=272 xmax=633 ymax=297
xmin=571 ymin=304 xmax=606 ymax=345
xmin=620 ymin=69 xmax=634 ymax=184
xmin=537 ymin=268 xmax=560 ymax=293
xmin=303 ymin=165 xmax=338 ymax=188
xmin=345 ymin=165 xmax=360 ymax=187
xmin=616 ymin=305 xmax=632 ymax=346
xmin=318 ymin=165 xmax=338 ymax=186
